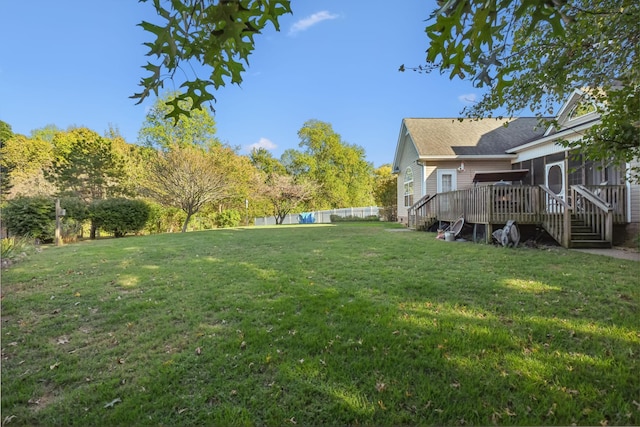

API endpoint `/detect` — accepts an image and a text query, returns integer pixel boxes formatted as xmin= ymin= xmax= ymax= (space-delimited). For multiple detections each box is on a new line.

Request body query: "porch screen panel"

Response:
xmin=532 ymin=158 xmax=545 ymax=186
xmin=568 ymin=153 xmax=583 ymax=186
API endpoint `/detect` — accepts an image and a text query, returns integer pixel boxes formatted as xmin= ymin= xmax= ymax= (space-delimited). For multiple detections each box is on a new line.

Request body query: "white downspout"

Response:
xmin=626 ymin=162 xmax=632 ymax=223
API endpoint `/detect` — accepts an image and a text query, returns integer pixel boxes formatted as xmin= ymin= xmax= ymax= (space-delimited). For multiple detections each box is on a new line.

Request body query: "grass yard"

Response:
xmin=1 ymin=222 xmax=639 ymax=426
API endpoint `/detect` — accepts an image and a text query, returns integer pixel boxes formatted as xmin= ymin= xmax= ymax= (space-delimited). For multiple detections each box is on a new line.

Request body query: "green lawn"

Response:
xmin=1 ymin=223 xmax=638 ymax=426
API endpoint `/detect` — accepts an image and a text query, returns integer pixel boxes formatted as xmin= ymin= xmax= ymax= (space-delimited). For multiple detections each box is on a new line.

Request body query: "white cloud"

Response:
xmin=247 ymin=137 xmax=277 ymax=152
xmin=289 ymin=11 xmax=339 ymax=35
xmin=458 ymin=93 xmax=477 ymax=105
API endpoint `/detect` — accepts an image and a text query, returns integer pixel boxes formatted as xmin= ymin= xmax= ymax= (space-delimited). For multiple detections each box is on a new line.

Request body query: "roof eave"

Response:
xmin=418 ymin=154 xmax=517 ymax=162
xmin=507 ymin=119 xmax=600 ymax=153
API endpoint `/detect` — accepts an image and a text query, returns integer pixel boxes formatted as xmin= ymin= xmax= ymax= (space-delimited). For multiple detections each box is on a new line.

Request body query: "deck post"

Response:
xmin=562 ymin=207 xmax=571 ymax=248
xmin=605 ymin=210 xmax=613 ymax=243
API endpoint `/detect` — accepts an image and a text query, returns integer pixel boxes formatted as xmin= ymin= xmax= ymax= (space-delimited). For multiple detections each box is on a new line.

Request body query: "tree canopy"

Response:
xmin=133 ymin=0 xmax=291 ymax=120
xmin=47 ymin=128 xmax=127 ymax=203
xmin=404 ymin=0 xmax=639 ymax=178
xmin=283 ymin=120 xmax=374 ymax=210
xmin=138 ymin=92 xmax=220 ymax=149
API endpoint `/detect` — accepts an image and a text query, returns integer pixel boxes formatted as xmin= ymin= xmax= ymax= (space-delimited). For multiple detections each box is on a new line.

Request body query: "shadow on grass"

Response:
xmin=1 ymin=225 xmax=638 ymax=426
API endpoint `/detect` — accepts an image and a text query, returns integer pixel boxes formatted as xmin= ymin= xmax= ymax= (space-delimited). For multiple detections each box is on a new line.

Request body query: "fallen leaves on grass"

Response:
xmin=104 ymin=398 xmax=121 ymax=409
xmin=3 ymin=415 xmax=17 ymax=425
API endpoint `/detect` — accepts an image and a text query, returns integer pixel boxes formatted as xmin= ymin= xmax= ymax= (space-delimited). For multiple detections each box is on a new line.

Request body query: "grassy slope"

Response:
xmin=1 ymin=223 xmax=638 ymax=426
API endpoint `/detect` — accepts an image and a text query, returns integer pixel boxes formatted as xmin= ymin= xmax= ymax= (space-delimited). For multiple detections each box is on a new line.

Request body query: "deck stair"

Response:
xmin=569 ymin=216 xmax=611 ymax=249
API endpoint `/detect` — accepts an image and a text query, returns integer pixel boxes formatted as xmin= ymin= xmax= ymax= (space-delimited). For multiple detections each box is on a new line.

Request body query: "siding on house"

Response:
xmin=396 ymin=135 xmax=420 ymax=223
xmin=423 ymin=160 xmax=515 ymax=195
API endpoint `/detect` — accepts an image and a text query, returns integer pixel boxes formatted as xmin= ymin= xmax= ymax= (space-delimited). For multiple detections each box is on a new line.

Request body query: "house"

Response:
xmin=392 ymin=90 xmax=639 ymax=248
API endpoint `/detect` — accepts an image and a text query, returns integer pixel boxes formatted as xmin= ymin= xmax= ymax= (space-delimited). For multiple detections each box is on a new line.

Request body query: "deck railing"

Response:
xmin=583 ymin=184 xmax=626 ymax=223
xmin=407 ymin=194 xmax=437 ymax=229
xmin=409 ymin=184 xmax=625 ymax=247
xmin=437 ymin=186 xmax=542 ymax=224
xmin=571 ymin=185 xmax=613 ymax=243
xmin=539 ymin=185 xmax=571 ymax=247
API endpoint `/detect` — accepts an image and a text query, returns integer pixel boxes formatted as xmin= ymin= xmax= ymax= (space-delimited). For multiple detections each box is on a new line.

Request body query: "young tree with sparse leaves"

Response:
xmin=142 ymin=144 xmax=230 ymax=232
xmin=260 ymin=173 xmax=316 ymax=225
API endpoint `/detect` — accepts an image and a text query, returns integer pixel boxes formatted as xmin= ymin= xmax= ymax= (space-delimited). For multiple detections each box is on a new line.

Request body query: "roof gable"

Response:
xmin=544 ymin=89 xmax=600 ymax=136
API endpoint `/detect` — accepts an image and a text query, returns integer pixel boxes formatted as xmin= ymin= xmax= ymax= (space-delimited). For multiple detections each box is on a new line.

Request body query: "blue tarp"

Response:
xmin=298 ymin=212 xmax=316 ymax=224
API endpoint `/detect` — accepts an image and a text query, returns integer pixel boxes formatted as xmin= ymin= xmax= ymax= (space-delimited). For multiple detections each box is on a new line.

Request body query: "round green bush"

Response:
xmin=2 ymin=196 xmax=55 ymax=241
xmin=89 ymin=198 xmax=150 ymax=238
xmin=215 ymin=209 xmax=242 ymax=228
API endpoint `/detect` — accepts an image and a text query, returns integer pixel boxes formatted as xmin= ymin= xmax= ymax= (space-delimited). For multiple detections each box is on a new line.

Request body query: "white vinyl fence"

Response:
xmin=254 ymin=206 xmax=380 ymax=226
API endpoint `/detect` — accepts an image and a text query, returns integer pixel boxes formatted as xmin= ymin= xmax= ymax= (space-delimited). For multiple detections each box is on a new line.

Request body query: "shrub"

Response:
xmin=89 ymin=198 xmax=150 ymax=238
xmin=1 ymin=236 xmax=38 ymax=267
xmin=330 ymin=214 xmax=380 ymax=223
xmin=60 ymin=197 xmax=89 ymax=241
xmin=144 ymin=203 xmax=186 ymax=234
xmin=215 ymin=209 xmax=242 ymax=228
xmin=60 ymin=197 xmax=89 ymax=222
xmin=1 ymin=196 xmax=55 ymax=242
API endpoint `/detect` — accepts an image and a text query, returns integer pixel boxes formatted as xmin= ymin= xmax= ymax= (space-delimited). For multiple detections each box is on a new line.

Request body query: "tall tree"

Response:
xmin=142 ymin=144 xmax=229 ymax=232
xmin=404 ymin=0 xmax=639 ymax=179
xmin=249 ymin=147 xmax=287 ymax=176
xmin=138 ymin=92 xmax=220 ymax=150
xmin=47 ymin=128 xmax=126 ymax=203
xmin=0 ymin=134 xmax=56 ymax=198
xmin=30 ymin=124 xmax=61 ymax=143
xmin=289 ymin=120 xmax=374 ymax=210
xmin=372 ymin=164 xmax=397 ymax=221
xmin=133 ymin=0 xmax=291 ymax=120
xmin=0 ymin=120 xmax=15 ymax=198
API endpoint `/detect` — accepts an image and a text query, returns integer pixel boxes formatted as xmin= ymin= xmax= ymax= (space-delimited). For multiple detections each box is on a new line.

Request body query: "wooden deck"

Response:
xmin=407 ymin=185 xmax=627 ymax=248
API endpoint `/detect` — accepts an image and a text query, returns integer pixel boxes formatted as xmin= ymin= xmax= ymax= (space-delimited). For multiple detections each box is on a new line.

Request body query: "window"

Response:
xmin=403 ymin=167 xmax=414 ymax=207
xmin=568 ymin=100 xmax=596 ymax=121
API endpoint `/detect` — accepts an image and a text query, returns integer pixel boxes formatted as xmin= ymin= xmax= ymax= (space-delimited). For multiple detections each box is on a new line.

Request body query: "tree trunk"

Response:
xmin=90 ymin=220 xmax=97 ymax=240
xmin=182 ymin=211 xmax=193 ymax=233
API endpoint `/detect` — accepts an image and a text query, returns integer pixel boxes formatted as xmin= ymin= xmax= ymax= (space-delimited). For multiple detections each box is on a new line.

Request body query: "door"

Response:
xmin=545 ymin=161 xmax=565 ymax=212
xmin=437 ymin=169 xmax=457 ymax=216
xmin=437 ymin=169 xmax=457 ymax=193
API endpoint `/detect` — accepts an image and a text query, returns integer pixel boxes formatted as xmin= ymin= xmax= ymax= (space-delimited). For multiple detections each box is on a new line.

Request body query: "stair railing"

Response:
xmin=407 ymin=194 xmax=437 ymax=229
xmin=570 ymin=185 xmax=613 ymax=244
xmin=539 ymin=185 xmax=571 ymax=247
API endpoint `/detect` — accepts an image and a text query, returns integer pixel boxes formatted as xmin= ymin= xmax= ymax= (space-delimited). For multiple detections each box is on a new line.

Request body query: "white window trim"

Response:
xmin=404 ymin=166 xmax=414 ymax=207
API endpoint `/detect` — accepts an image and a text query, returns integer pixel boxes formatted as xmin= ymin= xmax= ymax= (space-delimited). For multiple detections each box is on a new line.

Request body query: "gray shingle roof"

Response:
xmin=404 ymin=117 xmax=547 ymax=156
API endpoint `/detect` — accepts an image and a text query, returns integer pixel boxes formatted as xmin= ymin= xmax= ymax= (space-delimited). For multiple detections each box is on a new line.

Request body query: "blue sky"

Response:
xmin=1 ymin=1 xmax=493 ymax=167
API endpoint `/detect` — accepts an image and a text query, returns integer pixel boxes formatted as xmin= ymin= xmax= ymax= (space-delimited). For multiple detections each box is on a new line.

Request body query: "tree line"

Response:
xmin=0 ymin=93 xmax=397 ymax=242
